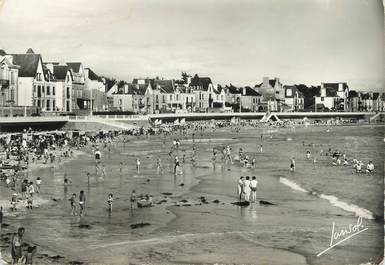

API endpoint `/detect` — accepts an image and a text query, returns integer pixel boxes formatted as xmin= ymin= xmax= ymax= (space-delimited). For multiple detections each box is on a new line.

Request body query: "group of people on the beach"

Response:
xmin=0 ymin=118 xmax=379 ymax=264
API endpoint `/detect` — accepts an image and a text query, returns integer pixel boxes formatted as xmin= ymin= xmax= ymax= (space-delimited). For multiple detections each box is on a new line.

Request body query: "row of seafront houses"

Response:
xmin=0 ymin=48 xmax=384 ymax=117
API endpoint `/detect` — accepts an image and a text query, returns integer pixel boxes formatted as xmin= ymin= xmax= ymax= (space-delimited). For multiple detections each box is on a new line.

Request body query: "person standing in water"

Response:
xmin=250 ymin=176 xmax=258 ymax=203
xmin=243 ymin=176 xmax=251 ymax=202
xmin=237 ymin=177 xmax=244 ymax=202
xmin=79 ymin=190 xmax=86 ymax=216
xmin=69 ymin=193 xmax=77 ymax=216
xmin=107 ymin=193 xmax=113 ymax=213
xmin=290 ymin=157 xmax=296 ymax=172
xmin=156 ymin=157 xmax=162 ymax=174
xmin=136 ymin=158 xmax=141 ymax=173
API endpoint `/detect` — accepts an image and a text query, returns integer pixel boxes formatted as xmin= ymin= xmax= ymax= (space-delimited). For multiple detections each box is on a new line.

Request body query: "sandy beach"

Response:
xmin=0 ymin=125 xmax=383 ymax=265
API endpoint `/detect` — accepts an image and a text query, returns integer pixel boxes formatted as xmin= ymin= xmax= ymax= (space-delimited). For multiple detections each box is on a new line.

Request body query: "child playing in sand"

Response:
xmin=20 ymin=246 xmax=37 ymax=265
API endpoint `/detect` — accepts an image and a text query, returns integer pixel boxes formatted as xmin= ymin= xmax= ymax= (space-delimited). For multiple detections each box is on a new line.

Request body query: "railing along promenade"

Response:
xmin=0 ymin=111 xmax=381 ymax=124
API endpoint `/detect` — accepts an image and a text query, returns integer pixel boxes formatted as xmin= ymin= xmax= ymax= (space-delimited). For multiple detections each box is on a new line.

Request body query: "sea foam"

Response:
xmin=279 ymin=177 xmax=374 ymax=220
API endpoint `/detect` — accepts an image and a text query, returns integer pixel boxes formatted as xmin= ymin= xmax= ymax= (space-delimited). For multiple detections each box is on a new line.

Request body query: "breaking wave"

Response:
xmin=279 ymin=177 xmax=374 ymax=220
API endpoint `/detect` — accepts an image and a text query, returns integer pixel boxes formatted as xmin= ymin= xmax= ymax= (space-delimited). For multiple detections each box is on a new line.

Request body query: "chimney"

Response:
xmin=263 ymin=77 xmax=269 ymax=86
xmin=124 ymin=84 xmax=128 ymax=94
xmin=242 ymin=87 xmax=246 ymax=96
xmin=338 ymin=83 xmax=343 ymax=91
xmin=321 ymin=83 xmax=325 ymax=89
xmin=187 ymin=76 xmax=192 ymax=86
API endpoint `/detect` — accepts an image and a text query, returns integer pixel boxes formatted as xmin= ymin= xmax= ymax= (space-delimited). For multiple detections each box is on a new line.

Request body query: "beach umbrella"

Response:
xmin=174 ymin=119 xmax=180 ymax=125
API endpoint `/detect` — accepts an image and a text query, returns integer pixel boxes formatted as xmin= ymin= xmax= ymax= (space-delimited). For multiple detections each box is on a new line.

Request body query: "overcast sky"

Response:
xmin=0 ymin=0 xmax=383 ymax=90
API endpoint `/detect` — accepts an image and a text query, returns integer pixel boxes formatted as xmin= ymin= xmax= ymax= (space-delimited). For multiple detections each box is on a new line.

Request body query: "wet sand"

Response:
xmin=0 ymin=125 xmax=383 ymax=265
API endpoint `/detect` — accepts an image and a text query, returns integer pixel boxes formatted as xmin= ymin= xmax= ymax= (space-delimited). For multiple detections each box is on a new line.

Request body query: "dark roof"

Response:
xmin=154 ymin=79 xmax=174 ymax=93
xmin=85 ymin=68 xmax=100 ymax=81
xmin=26 ymin=48 xmax=35 ymax=54
xmin=42 ymin=65 xmax=55 ymax=81
xmin=226 ymin=84 xmax=239 ymax=94
xmin=360 ymin=93 xmax=370 ymax=100
xmin=11 ymin=53 xmax=42 ymax=77
xmin=244 ymin=86 xmax=261 ymax=96
xmin=269 ymin=80 xmax=276 ymax=87
xmin=189 ymin=74 xmax=212 ymax=91
xmin=323 ymin=82 xmax=349 ymax=91
xmin=254 ymin=82 xmax=263 ymax=88
xmin=372 ymin=92 xmax=379 ymax=100
xmin=316 ymin=86 xmax=338 ymax=97
xmin=348 ymin=90 xmax=359 ymax=98
xmin=66 ymin=62 xmax=82 ymax=73
xmin=114 ymin=82 xmax=136 ymax=94
xmin=284 ymin=85 xmax=304 ymax=98
xmin=0 ymin=49 xmax=7 ymax=56
xmin=53 ymin=65 xmax=71 ymax=80
xmin=105 ymin=80 xmax=117 ymax=92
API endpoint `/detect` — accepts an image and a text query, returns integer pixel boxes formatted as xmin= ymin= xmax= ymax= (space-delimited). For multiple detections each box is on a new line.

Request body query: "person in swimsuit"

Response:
xmin=250 ymin=176 xmax=258 ymax=203
xmin=237 ymin=177 xmax=244 ymax=202
xmin=290 ymin=157 xmax=296 ymax=172
xmin=107 ymin=193 xmax=113 ymax=213
xmin=69 ymin=193 xmax=77 ymax=216
xmin=130 ymin=190 xmax=137 ymax=209
xmin=11 ymin=227 xmax=24 ymax=264
xmin=79 ymin=190 xmax=86 ymax=216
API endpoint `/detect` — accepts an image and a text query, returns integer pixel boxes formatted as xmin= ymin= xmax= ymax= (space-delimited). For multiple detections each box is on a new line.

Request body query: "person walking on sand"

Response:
xmin=237 ymin=177 xmax=244 ymax=202
xmin=250 ymin=176 xmax=258 ymax=203
xmin=79 ymin=190 xmax=86 ymax=216
xmin=35 ymin=177 xmax=41 ymax=194
xmin=156 ymin=157 xmax=162 ymax=174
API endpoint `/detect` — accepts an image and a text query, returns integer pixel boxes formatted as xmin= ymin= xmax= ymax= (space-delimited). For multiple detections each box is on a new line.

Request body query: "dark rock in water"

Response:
xmin=212 ymin=200 xmax=220 ymax=203
xmin=156 ymin=200 xmax=167 ymax=205
xmin=146 ymin=179 xmax=151 ymax=182
xmin=195 ymin=203 xmax=202 ymax=206
xmin=227 ymin=168 xmax=231 ymax=171
xmin=259 ymin=200 xmax=276 ymax=206
xmin=161 ymin=192 xmax=173 ymax=196
xmin=200 ymin=196 xmax=206 ymax=200
xmin=180 ymin=199 xmax=188 ymax=203
xmin=78 ymin=224 xmax=92 ymax=229
xmin=69 ymin=261 xmax=84 ymax=265
xmin=52 ymin=198 xmax=59 ymax=202
xmin=130 ymin=222 xmax=151 ymax=229
xmin=50 ymin=255 xmax=65 ymax=260
xmin=182 ymin=204 xmax=192 ymax=207
xmin=232 ymin=201 xmax=250 ymax=207
xmin=1 ymin=223 xmax=9 ymax=227
xmin=179 ymin=183 xmax=185 ymax=186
